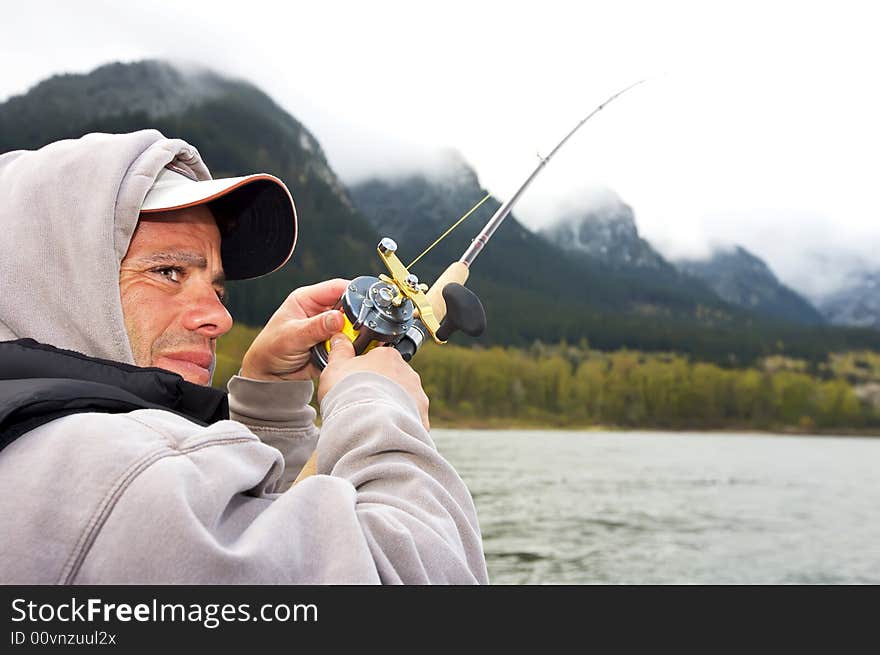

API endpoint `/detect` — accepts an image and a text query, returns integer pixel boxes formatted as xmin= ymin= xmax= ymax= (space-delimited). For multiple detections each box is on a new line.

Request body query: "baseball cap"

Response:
xmin=140 ymin=166 xmax=297 ymax=280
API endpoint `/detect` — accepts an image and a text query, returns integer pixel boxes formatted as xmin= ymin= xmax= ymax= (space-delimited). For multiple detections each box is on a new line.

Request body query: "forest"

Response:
xmin=214 ymin=325 xmax=880 ymax=433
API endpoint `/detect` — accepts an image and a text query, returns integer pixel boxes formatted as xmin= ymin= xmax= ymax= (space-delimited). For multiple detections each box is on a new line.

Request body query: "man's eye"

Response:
xmin=154 ymin=267 xmax=182 ymax=282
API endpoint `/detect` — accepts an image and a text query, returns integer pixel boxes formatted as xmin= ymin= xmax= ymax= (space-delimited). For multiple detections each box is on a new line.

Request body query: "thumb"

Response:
xmin=326 ymin=333 xmax=355 ymax=364
xmin=307 ymin=310 xmax=344 ymax=344
xmin=285 ymin=310 xmax=344 ymax=356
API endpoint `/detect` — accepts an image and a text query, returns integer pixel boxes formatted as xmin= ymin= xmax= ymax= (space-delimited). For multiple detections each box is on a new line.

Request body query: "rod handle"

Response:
xmin=425 ymin=261 xmax=469 ymax=322
xmin=291 ymin=450 xmax=318 ymax=487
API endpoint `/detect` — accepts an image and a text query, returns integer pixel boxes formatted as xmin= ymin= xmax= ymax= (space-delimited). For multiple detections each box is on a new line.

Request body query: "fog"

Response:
xmin=2 ymin=0 xmax=878 ymax=300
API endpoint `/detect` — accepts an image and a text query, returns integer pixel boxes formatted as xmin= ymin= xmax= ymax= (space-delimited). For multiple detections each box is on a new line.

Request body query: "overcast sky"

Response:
xmin=2 ymin=0 xmax=878 ymax=298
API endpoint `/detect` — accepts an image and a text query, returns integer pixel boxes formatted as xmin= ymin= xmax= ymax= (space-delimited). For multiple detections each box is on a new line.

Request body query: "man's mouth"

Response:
xmin=154 ymin=351 xmax=214 ymax=385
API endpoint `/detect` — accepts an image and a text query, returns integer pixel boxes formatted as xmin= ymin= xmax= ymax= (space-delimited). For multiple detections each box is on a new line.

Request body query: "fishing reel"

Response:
xmin=310 ymin=237 xmax=487 ymax=369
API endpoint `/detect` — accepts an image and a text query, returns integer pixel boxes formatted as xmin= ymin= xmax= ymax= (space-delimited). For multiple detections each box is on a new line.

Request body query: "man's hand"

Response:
xmin=239 ymin=278 xmax=349 ymax=381
xmin=318 ymin=336 xmax=430 ymax=431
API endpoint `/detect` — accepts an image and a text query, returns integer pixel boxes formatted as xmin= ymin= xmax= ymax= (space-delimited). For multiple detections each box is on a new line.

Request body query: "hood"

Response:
xmin=0 ymin=130 xmax=211 ymax=364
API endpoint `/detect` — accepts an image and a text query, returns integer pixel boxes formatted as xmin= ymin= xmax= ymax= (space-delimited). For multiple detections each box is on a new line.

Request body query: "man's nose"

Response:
xmin=181 ymin=284 xmax=233 ymax=338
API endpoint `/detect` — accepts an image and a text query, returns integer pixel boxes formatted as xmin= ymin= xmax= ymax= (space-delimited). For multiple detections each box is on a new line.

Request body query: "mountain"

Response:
xmin=0 ymin=60 xmax=379 ymax=325
xmin=819 ymin=270 xmax=880 ymax=329
xmin=0 ymin=61 xmax=228 ymax=147
xmin=540 ymin=197 xmax=826 ymax=327
xmin=539 ymin=192 xmax=669 ymax=271
xmin=676 ymin=246 xmax=826 ymax=325
xmin=3 ymin=60 xmax=880 ymax=364
xmin=349 ymin=151 xmax=744 ymax=339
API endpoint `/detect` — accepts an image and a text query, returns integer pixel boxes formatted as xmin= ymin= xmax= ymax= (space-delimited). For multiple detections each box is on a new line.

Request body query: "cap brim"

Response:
xmin=141 ymin=170 xmax=296 ymax=281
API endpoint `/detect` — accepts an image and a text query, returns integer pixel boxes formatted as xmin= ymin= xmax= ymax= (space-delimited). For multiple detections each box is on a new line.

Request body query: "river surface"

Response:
xmin=431 ymin=430 xmax=880 ymax=584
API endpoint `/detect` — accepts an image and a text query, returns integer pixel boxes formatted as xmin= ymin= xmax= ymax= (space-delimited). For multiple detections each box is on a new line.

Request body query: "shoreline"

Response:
xmin=430 ymin=419 xmax=880 ymax=438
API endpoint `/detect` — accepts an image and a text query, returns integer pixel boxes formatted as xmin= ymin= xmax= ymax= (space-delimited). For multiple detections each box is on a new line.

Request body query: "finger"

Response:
xmin=278 ymin=310 xmax=344 ymax=354
xmin=326 ymin=333 xmax=355 ymax=364
xmin=289 ymin=279 xmax=351 ymax=315
xmin=365 ymin=344 xmax=404 ymax=363
xmin=314 ymin=309 xmax=345 ymax=341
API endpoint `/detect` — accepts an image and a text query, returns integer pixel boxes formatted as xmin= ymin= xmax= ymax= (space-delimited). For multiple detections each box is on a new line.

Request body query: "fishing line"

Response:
xmin=406 ymin=192 xmax=493 ymax=269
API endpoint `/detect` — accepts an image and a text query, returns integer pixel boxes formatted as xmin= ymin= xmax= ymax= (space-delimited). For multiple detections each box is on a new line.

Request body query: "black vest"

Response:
xmin=0 ymin=339 xmax=229 ymax=452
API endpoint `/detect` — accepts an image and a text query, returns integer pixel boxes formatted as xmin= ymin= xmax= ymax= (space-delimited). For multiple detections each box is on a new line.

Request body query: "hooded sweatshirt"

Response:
xmin=0 ymin=131 xmax=488 ymax=584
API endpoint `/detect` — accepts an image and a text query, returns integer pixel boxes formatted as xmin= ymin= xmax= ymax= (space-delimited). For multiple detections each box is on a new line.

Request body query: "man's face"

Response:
xmin=119 ymin=205 xmax=232 ymax=385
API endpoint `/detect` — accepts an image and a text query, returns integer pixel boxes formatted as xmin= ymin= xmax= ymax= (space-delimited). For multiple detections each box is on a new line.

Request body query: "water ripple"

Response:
xmin=435 ymin=429 xmax=880 ymax=584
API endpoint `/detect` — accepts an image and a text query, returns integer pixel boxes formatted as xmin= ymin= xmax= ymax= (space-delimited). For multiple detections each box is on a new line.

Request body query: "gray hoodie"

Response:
xmin=0 ymin=130 xmax=488 ymax=584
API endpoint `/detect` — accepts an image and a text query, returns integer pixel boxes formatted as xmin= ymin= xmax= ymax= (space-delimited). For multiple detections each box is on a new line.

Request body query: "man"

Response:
xmin=0 ymin=130 xmax=488 ymax=584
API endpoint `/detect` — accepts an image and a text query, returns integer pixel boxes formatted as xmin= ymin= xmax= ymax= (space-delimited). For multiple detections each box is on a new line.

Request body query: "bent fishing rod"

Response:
xmin=310 ymin=80 xmax=646 ymax=369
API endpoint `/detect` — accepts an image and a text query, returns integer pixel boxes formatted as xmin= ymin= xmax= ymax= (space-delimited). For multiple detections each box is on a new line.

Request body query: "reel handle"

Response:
xmin=436 ymin=283 xmax=486 ymax=340
xmin=393 ymin=283 xmax=486 ymax=362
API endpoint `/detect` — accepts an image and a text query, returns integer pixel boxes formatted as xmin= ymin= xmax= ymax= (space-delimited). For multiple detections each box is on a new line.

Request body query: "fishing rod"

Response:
xmin=310 ymin=80 xmax=646 ymax=369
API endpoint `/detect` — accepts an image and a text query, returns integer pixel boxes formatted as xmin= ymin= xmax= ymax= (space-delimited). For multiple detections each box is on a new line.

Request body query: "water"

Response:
xmin=432 ymin=430 xmax=880 ymax=584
